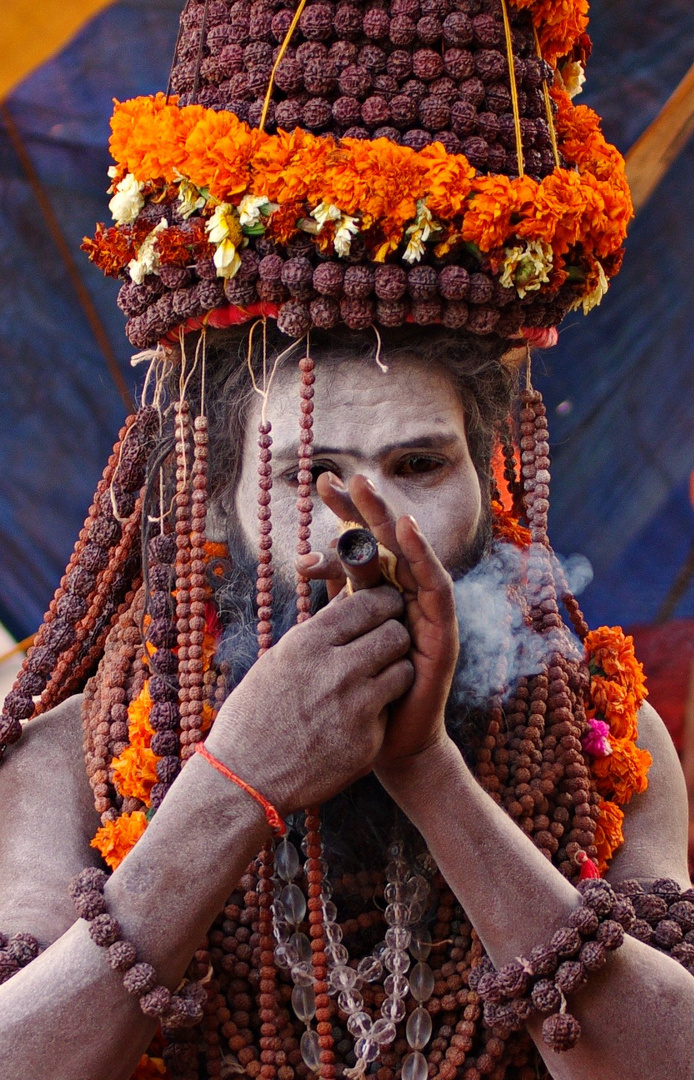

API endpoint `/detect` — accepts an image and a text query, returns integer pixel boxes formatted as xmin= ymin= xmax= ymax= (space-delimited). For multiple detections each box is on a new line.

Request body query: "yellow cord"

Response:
xmin=259 ymin=0 xmax=311 ymax=132
xmin=532 ymin=25 xmax=561 ymax=169
xmin=499 ymin=0 xmax=524 ymax=177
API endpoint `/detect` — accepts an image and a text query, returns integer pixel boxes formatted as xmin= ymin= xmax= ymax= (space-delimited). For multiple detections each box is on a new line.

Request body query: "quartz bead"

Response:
xmin=384 ymin=947 xmax=410 ymax=974
xmin=300 ymin=1029 xmax=321 ymax=1070
xmin=290 ymin=932 xmax=312 ymax=962
xmin=354 ymin=1037 xmax=379 ymax=1064
xmin=384 ymin=881 xmax=408 ymax=902
xmin=329 ymin=964 xmax=359 ymax=991
xmin=327 ymin=942 xmax=349 ymax=964
xmin=372 ymin=1019 xmax=397 ymax=1045
xmin=291 ymin=962 xmax=315 ymax=987
xmin=357 ymin=955 xmax=383 ymax=982
xmin=347 ymin=1010 xmax=372 ymax=1037
xmin=322 ymin=900 xmax=338 ymax=922
xmin=275 ymin=839 xmax=300 ymax=880
xmin=385 ymin=902 xmax=408 ymax=925
xmin=386 ymin=860 xmax=408 ymax=882
xmin=409 ymin=961 xmax=435 ymax=1002
xmin=402 ymin=1050 xmax=428 ymax=1080
xmin=407 ymin=875 xmax=429 ymax=902
xmin=280 ymin=883 xmax=307 ymax=924
xmin=386 ymin=927 xmax=411 ymax=950
xmin=381 ymin=995 xmax=407 ymax=1022
xmin=384 ymin=973 xmax=409 ymax=997
xmin=274 ymin=942 xmax=299 ymax=968
xmin=406 ymin=1007 xmax=433 ymax=1049
xmin=292 ymin=984 xmax=317 ymax=1022
xmin=409 ymin=927 xmax=432 ymax=960
xmin=324 ymin=922 xmax=343 ymax=945
xmin=339 ymin=989 xmax=365 ymax=1015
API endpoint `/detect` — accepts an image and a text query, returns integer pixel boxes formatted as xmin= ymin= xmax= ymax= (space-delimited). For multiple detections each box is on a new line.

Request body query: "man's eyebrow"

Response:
xmin=272 ymin=432 xmax=461 ymax=461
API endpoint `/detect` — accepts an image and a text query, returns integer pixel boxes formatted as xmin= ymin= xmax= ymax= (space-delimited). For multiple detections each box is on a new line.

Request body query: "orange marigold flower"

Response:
xmin=266 ymin=201 xmax=303 ymax=244
xmin=491 ymin=500 xmax=531 ymax=549
xmin=592 ymin=736 xmax=652 ymax=804
xmin=111 ymin=743 xmax=159 ymax=804
xmin=127 ymin=682 xmax=155 ymax=749
xmin=82 ymin=222 xmax=148 ymax=277
xmin=419 ymin=144 xmax=475 ymax=218
xmin=91 ymin=810 xmax=148 ymax=871
xmin=593 ymin=799 xmax=624 ymax=873
xmin=585 ymin=626 xmax=647 ymax=696
xmin=461 ymin=175 xmax=517 ymax=251
xmin=589 ymin=675 xmax=638 ymax=740
xmin=131 ymin=1053 xmax=168 ymax=1080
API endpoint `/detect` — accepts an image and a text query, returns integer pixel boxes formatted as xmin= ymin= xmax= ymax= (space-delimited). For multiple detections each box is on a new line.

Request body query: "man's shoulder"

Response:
xmin=605 ymin=701 xmax=690 ymax=888
xmin=0 ymin=693 xmax=103 ymax=942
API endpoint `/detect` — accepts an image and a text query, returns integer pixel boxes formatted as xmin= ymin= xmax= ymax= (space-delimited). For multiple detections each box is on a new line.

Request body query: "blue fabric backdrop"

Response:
xmin=0 ymin=0 xmax=692 ymax=640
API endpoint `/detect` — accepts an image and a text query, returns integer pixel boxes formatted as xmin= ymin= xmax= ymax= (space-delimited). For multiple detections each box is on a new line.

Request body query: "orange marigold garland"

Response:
xmin=491 ymin=499 xmax=532 ymax=549
xmin=582 ymin=626 xmax=652 ymax=871
xmin=83 ymin=86 xmax=632 ymax=315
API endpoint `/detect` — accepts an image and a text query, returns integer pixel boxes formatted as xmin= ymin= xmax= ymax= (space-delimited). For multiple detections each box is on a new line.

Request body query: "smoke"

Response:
xmin=452 ymin=543 xmax=591 ymax=708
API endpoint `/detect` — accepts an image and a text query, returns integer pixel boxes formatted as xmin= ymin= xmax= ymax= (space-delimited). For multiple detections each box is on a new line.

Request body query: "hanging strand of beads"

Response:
xmin=174 ymin=354 xmax=194 ymax=769
xmin=181 ymin=337 xmax=209 ymax=761
xmin=296 ymin=338 xmax=315 ymax=623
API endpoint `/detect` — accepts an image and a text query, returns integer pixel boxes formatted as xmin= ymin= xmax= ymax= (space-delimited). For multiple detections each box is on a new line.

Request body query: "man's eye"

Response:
xmin=286 ymin=463 xmax=337 ymax=485
xmin=398 ymin=455 xmax=444 ymax=476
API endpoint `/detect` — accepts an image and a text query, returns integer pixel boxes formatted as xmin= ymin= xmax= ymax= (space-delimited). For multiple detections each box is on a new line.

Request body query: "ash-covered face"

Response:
xmin=234 ymin=353 xmax=484 ymax=579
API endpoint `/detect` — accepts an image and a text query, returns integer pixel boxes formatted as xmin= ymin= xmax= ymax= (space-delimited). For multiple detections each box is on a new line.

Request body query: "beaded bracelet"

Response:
xmin=471 ymin=876 xmax=694 ymax=1053
xmin=69 ymin=868 xmax=206 ymax=1029
xmin=0 ymin=931 xmax=41 ymax=984
xmin=471 ymin=879 xmax=631 ymax=1052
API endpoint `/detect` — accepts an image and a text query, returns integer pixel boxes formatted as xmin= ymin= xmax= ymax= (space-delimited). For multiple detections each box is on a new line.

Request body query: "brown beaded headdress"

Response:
xmin=81 ymin=0 xmax=631 ymax=347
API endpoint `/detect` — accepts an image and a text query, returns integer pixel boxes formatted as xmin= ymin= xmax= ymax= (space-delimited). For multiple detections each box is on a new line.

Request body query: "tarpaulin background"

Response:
xmin=0 ymin=0 xmax=692 ymax=641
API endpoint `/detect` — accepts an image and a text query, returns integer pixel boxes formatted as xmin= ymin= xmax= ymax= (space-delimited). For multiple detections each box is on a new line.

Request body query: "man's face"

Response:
xmin=234 ymin=353 xmax=483 ymax=580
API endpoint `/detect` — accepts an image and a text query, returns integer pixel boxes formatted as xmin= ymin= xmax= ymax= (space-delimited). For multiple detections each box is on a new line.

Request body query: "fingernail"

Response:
xmin=407 ymin=515 xmax=421 ymax=533
xmin=298 ymin=552 xmax=324 ymax=568
xmin=362 ymin=477 xmax=376 ymax=491
xmin=326 ymin=472 xmax=345 ymax=489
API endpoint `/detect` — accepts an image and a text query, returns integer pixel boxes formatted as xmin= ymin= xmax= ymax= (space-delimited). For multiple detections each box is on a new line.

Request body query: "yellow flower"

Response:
xmin=560 ymin=60 xmax=586 ymax=99
xmin=128 ymin=219 xmax=168 ymax=284
xmin=311 ymin=201 xmax=342 ymax=229
xmin=109 ymin=172 xmax=145 ymax=225
xmin=499 ymin=240 xmax=554 ymax=297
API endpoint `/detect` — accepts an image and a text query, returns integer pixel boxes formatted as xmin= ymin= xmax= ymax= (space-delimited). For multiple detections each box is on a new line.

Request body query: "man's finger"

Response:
xmin=310 ymin=584 xmax=405 ymax=645
xmin=395 ymin=515 xmax=456 ymax=621
xmin=316 ymin=472 xmax=365 ymax=524
xmin=349 ymin=476 xmax=418 ymax=594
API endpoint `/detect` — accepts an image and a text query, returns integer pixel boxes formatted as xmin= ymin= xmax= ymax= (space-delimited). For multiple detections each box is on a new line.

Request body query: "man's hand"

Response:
xmin=206 ymin=584 xmax=413 ymax=815
xmin=297 ymin=473 xmax=460 ymax=779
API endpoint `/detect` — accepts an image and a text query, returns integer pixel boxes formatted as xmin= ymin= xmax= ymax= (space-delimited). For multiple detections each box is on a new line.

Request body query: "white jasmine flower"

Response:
xmin=572 ymin=260 xmax=609 ymax=314
xmin=311 ymin=201 xmax=342 ymax=229
xmin=109 ymin=172 xmax=145 ymax=225
xmin=334 ymin=214 xmax=359 ymax=257
xmin=499 ymin=240 xmax=554 ymax=297
xmin=127 ymin=219 xmax=168 ymax=284
xmin=403 ymin=199 xmax=439 ymax=264
xmin=178 ymin=179 xmax=207 ymax=219
xmin=205 ymin=204 xmax=244 ymax=278
xmin=214 ymin=239 xmax=242 ymax=278
xmin=238 ymin=194 xmax=272 ymax=228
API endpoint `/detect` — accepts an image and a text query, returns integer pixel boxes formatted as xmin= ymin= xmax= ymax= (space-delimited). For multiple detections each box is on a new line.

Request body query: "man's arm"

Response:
xmin=378 ymin=720 xmax=693 ymax=1080
xmin=0 ymin=586 xmax=413 ymax=1080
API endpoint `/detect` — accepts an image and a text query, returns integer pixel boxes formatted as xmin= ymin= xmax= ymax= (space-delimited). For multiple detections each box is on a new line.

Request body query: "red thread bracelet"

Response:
xmin=194 ymin=742 xmax=287 ymax=835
